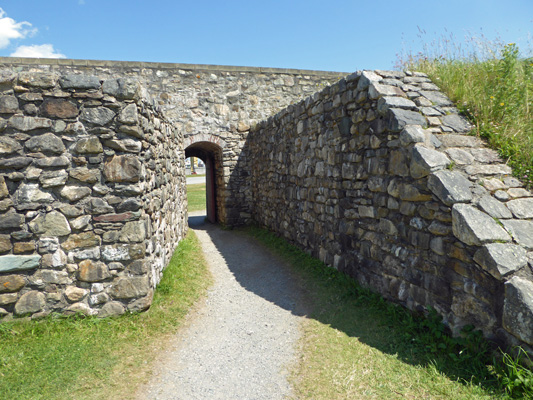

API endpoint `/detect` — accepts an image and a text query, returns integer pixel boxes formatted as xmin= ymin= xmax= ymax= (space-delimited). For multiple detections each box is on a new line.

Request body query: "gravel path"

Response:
xmin=136 ymin=213 xmax=307 ymax=400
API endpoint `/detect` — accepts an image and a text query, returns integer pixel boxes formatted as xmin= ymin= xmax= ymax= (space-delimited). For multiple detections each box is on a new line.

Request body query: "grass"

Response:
xmin=186 ymin=182 xmax=206 ymax=212
xmin=0 ymin=230 xmax=211 ymax=400
xmin=399 ymin=36 xmax=533 ymax=187
xmin=245 ymin=226 xmax=531 ymax=399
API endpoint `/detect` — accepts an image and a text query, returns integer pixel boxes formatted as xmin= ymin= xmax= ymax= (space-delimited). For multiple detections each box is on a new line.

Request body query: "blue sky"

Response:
xmin=0 ymin=0 xmax=531 ymax=72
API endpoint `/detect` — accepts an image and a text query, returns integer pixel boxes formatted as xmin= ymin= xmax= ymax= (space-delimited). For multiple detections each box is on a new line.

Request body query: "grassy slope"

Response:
xmin=186 ymin=182 xmax=206 ymax=212
xmin=0 ymin=231 xmax=211 ymax=400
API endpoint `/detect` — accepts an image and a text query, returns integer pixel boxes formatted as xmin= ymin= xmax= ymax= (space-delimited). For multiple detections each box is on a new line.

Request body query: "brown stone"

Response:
xmin=64 ymin=286 xmax=87 ymax=302
xmin=13 ymin=241 xmax=35 ymax=254
xmin=0 ymin=274 xmax=25 ymax=293
xmin=110 ymin=276 xmax=150 ymax=299
xmin=61 ymin=231 xmax=101 ymax=251
xmin=93 ymin=212 xmax=136 ymax=223
xmin=103 ymin=155 xmax=141 ymax=183
xmin=0 ymin=234 xmax=11 ymax=253
xmin=69 ymin=167 xmax=100 ymax=183
xmin=0 ymin=292 xmax=18 ymax=305
xmin=78 ymin=259 xmax=110 ymax=282
xmin=40 ymin=98 xmax=79 ymax=119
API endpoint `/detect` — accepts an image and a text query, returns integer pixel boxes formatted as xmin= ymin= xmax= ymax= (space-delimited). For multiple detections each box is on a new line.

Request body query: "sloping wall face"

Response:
xmin=248 ymin=70 xmax=533 ymax=349
xmin=0 ymin=70 xmax=186 ymax=318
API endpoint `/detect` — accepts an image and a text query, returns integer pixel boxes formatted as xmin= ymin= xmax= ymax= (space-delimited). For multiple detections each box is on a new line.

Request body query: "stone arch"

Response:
xmin=184 ymin=135 xmax=226 ymax=224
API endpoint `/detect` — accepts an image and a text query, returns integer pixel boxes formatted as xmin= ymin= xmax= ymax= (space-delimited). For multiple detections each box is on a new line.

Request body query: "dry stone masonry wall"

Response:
xmin=0 ymin=69 xmax=186 ymax=319
xmin=0 ymin=58 xmax=531 ymax=351
xmin=248 ymin=70 xmax=533 ymax=350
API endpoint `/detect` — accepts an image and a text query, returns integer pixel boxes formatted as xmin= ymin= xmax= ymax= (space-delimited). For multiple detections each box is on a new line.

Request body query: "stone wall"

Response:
xmin=0 ymin=70 xmax=186 ymax=318
xmin=248 ymin=70 xmax=533 ymax=350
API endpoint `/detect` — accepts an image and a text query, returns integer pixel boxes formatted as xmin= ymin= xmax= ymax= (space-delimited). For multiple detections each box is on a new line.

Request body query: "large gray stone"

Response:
xmin=60 ymin=185 xmax=92 ymax=202
xmin=388 ymin=109 xmax=427 ymax=132
xmin=0 ymin=255 xmax=40 ymax=272
xmin=0 ymin=212 xmax=24 ymax=230
xmin=80 ymin=107 xmax=116 ymax=126
xmin=477 ymin=196 xmax=513 ymax=219
xmin=8 ymin=115 xmax=53 ymax=131
xmin=102 ymin=78 xmax=139 ymax=100
xmin=0 ymin=137 xmax=22 ymax=155
xmin=14 ymin=183 xmax=54 ymax=205
xmin=0 ymin=95 xmax=19 ymax=114
xmin=33 ymin=156 xmax=69 ymax=168
xmin=419 ymin=90 xmax=453 ymax=106
xmin=441 ymin=114 xmax=472 ymax=132
xmin=103 ymin=155 xmax=141 ymax=183
xmin=14 ymin=290 xmax=46 ymax=315
xmin=25 ymin=133 xmax=65 ymax=155
xmin=109 ymin=276 xmax=150 ymax=299
xmin=399 ymin=125 xmax=425 ymax=146
xmin=74 ymin=137 xmax=103 ymax=154
xmin=506 ymin=198 xmax=533 ymax=219
xmin=104 ymin=138 xmax=142 ymax=153
xmin=368 ymin=83 xmax=405 ymax=99
xmin=502 ymin=220 xmax=533 ymax=250
xmin=29 ymin=211 xmax=71 ymax=237
xmin=39 ymin=170 xmax=68 ymax=188
xmin=118 ymin=221 xmax=146 ymax=243
xmin=118 ymin=103 xmax=139 ymax=125
xmin=98 ymin=301 xmax=126 ymax=317
xmin=474 ymin=243 xmax=527 ymax=280
xmin=377 ymin=96 xmax=416 ymax=114
xmin=59 ymin=74 xmax=101 ymax=90
xmin=503 ymin=277 xmax=533 ymax=345
xmin=18 ymin=72 xmax=58 ymax=88
xmin=452 ymin=204 xmax=511 ymax=246
xmin=410 ymin=145 xmax=450 ymax=179
xmin=101 ymin=243 xmax=145 ymax=261
xmin=427 ymin=170 xmax=472 ymax=205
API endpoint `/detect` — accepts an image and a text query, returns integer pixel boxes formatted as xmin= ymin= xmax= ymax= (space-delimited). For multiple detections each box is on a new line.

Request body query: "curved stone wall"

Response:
xmin=248 ymin=70 xmax=533 ymax=350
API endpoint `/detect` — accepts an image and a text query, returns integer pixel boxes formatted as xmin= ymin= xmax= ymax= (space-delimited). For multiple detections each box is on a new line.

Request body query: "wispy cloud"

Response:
xmin=10 ymin=44 xmax=65 ymax=59
xmin=0 ymin=8 xmax=36 ymax=49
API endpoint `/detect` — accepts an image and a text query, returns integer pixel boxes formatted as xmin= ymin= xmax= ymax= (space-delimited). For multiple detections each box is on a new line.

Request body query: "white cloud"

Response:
xmin=10 ymin=44 xmax=65 ymax=59
xmin=0 ymin=8 xmax=36 ymax=49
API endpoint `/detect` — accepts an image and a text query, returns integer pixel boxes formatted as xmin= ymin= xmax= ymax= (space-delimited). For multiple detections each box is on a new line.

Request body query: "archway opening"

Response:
xmin=185 ymin=141 xmax=223 ymax=224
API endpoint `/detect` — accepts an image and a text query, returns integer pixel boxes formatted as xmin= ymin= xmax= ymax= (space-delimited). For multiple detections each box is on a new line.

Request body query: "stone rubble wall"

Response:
xmin=0 ymin=69 xmax=186 ymax=319
xmin=248 ymin=70 xmax=533 ymax=350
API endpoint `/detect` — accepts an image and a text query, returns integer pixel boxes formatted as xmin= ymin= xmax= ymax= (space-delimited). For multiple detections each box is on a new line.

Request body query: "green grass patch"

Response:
xmin=0 ymin=231 xmax=211 ymax=400
xmin=400 ymin=38 xmax=533 ymax=188
xmin=186 ymin=182 xmax=206 ymax=212
xmin=245 ymin=226 xmax=531 ymax=399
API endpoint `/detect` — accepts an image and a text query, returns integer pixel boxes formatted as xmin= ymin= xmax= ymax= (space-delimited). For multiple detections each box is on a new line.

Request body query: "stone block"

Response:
xmin=14 ymin=183 xmax=54 ymax=206
xmin=410 ymin=145 xmax=450 ymax=179
xmin=377 ymin=96 xmax=416 ymax=114
xmin=110 ymin=276 xmax=150 ymax=299
xmin=104 ymin=138 xmax=142 ymax=153
xmin=39 ymin=170 xmax=68 ymax=188
xmin=0 ymin=137 xmax=22 ymax=156
xmin=29 ymin=210 xmax=71 ymax=237
xmin=0 ymin=255 xmax=40 ymax=272
xmin=59 ymin=74 xmax=101 ymax=90
xmin=80 ymin=107 xmax=115 ymax=126
xmin=0 ymin=95 xmax=19 ymax=113
xmin=60 ymin=185 xmax=92 ymax=202
xmin=118 ymin=103 xmax=139 ymax=125
xmin=399 ymin=125 xmax=425 ymax=146
xmin=369 ymin=83 xmax=405 ymax=99
xmin=118 ymin=221 xmax=146 ymax=243
xmin=62 ymin=231 xmax=101 ymax=251
xmin=504 ymin=276 xmax=533 ymax=345
xmin=452 ymin=204 xmax=511 ymax=246
xmin=502 ymin=220 xmax=533 ymax=250
xmin=74 ymin=137 xmax=103 ymax=154
xmin=14 ymin=290 xmax=45 ymax=315
xmin=427 ymin=170 xmax=472 ymax=206
xmin=477 ymin=196 xmax=512 ymax=219
xmin=8 ymin=115 xmax=53 ymax=131
xmin=78 ymin=259 xmax=111 ymax=282
xmin=388 ymin=109 xmax=427 ymax=132
xmin=39 ymin=98 xmax=79 ymax=119
xmin=69 ymin=167 xmax=100 ymax=183
xmin=506 ymin=198 xmax=533 ymax=219
xmin=98 ymin=301 xmax=126 ymax=317
xmin=103 ymin=155 xmax=141 ymax=183
xmin=0 ymin=212 xmax=24 ymax=230
xmin=18 ymin=71 xmax=58 ymax=88
xmin=0 ymin=293 xmax=18 ymax=305
xmin=101 ymin=243 xmax=145 ymax=261
xmin=64 ymin=286 xmax=87 ymax=302
xmin=0 ymin=274 xmax=25 ymax=293
xmin=474 ymin=243 xmax=527 ymax=280
xmin=103 ymin=78 xmax=139 ymax=100
xmin=419 ymin=90 xmax=453 ymax=106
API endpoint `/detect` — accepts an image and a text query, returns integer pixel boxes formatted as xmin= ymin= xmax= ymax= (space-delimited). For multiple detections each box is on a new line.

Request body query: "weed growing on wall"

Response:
xmin=398 ymin=33 xmax=533 ymax=188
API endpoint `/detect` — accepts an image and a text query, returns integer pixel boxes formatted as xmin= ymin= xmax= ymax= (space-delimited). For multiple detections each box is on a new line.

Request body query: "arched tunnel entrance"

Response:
xmin=184 ymin=140 xmax=224 ymax=224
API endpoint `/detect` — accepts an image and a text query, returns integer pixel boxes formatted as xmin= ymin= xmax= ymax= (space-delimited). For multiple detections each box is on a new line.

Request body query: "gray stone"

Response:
xmin=399 ymin=125 xmax=425 ymax=146
xmin=502 ymin=220 xmax=533 ymax=250
xmin=69 ymin=167 xmax=100 ymax=183
xmin=70 ymin=215 xmax=92 ymax=230
xmin=0 ymin=212 xmax=24 ymax=230
xmin=503 ymin=276 xmax=533 ymax=345
xmin=118 ymin=103 xmax=139 ymax=125
xmin=506 ymin=198 xmax=533 ymax=219
xmin=74 ymin=137 xmax=103 ymax=154
xmin=39 ymin=170 xmax=68 ymax=188
xmin=0 ymin=293 xmax=18 ymax=305
xmin=78 ymin=259 xmax=111 ymax=282
xmin=441 ymin=114 xmax=471 ymax=132
xmin=118 ymin=221 xmax=146 ymax=243
xmin=368 ymin=83 xmax=405 ymax=99
xmin=465 ymin=164 xmax=513 ymax=177
xmin=69 ymin=247 xmax=100 ymax=261
xmin=18 ymin=72 xmax=58 ymax=88
xmin=89 ymin=198 xmax=114 ymax=214
xmin=103 ymin=155 xmax=141 ymax=183
xmin=117 ymin=198 xmax=142 ymax=212
xmin=507 ymin=188 xmax=531 ymax=199
xmin=102 ymin=78 xmax=139 ymax=100
xmin=80 ymin=107 xmax=116 ymax=126
xmin=494 ymin=190 xmax=510 ymax=202
xmin=427 ymin=170 xmax=472 ymax=205
xmin=388 ymin=109 xmax=427 ymax=132
xmin=60 ymin=185 xmax=92 ymax=202
xmin=30 ymin=269 xmax=70 ymax=285
xmin=98 ymin=301 xmax=126 ymax=317
xmin=474 ymin=243 xmax=527 ymax=280
xmin=127 ymin=291 xmax=153 ymax=312
xmin=0 ymin=157 xmax=32 ymax=170
xmin=101 ymin=243 xmax=145 ymax=261
xmin=0 ymin=137 xmax=22 ymax=155
xmin=445 ymin=148 xmax=475 ymax=165
xmin=65 ymin=302 xmax=94 ymax=316
xmin=452 ymin=204 xmax=511 ymax=246
xmin=62 ymin=231 xmax=101 ymax=251
xmin=41 ymin=248 xmax=67 ymax=268
xmin=104 ymin=138 xmax=142 ymax=153
xmin=477 ymin=196 xmax=513 ymax=219
xmin=59 ymin=74 xmax=101 ymax=90
xmin=8 ymin=115 xmax=53 ymax=131
xmin=29 ymin=211 xmax=71 ymax=237
xmin=14 ymin=290 xmax=46 ymax=315
xmin=33 ymin=156 xmax=70 ymax=168
xmin=110 ymin=276 xmax=150 ymax=299
xmin=0 ymin=255 xmax=40 ymax=272
xmin=25 ymin=133 xmax=65 ymax=155
xmin=377 ymin=96 xmax=416 ymax=114
xmin=64 ymin=286 xmax=87 ymax=302
xmin=14 ymin=183 xmax=54 ymax=205
xmin=419 ymin=90 xmax=453 ymax=106
xmin=410 ymin=145 xmax=450 ymax=179
xmin=0 ymin=95 xmax=19 ymax=113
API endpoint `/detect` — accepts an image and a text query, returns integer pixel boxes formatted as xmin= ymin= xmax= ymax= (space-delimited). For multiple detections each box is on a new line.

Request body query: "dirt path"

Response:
xmin=136 ymin=213 xmax=308 ymax=400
